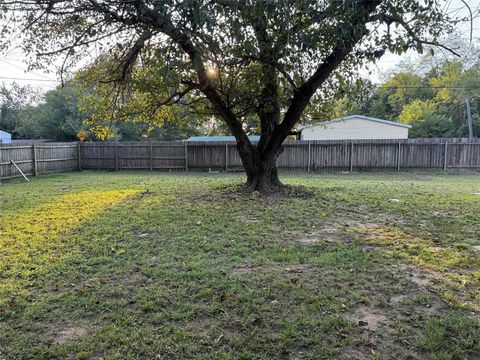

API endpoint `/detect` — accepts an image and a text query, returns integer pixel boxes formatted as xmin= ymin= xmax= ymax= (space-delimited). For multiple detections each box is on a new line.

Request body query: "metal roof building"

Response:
xmin=186 ymin=135 xmax=260 ymax=142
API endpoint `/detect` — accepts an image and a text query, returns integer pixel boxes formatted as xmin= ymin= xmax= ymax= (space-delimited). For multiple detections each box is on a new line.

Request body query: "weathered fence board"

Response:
xmin=0 ymin=142 xmax=79 ymax=180
xmin=1 ymin=138 xmax=479 ymax=181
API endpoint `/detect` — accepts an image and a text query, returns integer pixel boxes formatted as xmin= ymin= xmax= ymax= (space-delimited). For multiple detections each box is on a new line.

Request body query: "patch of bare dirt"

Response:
xmin=389 ymin=294 xmax=407 ymax=306
xmin=472 ymin=245 xmax=480 ymax=253
xmin=297 ymin=235 xmax=322 ymax=244
xmin=390 ymin=264 xmax=432 ymax=287
xmin=340 ymin=346 xmax=374 ymax=360
xmin=52 ymin=323 xmax=89 ymax=345
xmin=341 ymin=218 xmax=378 ymax=229
xmin=387 ymin=263 xmax=457 ymax=317
xmin=296 ymin=218 xmax=369 ymax=245
xmin=346 ymin=305 xmax=390 ymax=332
xmin=297 ymin=225 xmax=338 ymax=244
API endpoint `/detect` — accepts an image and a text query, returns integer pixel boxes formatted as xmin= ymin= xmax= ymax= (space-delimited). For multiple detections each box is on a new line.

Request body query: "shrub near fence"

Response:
xmin=1 ymin=138 xmax=479 ymax=181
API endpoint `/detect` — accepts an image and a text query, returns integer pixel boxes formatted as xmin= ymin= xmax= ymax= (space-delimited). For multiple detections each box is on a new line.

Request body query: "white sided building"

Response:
xmin=299 ymin=115 xmax=411 ymax=140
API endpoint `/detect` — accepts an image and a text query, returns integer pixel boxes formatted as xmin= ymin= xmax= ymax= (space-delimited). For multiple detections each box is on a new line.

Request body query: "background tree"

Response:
xmin=28 ymin=84 xmax=89 ymax=141
xmin=0 ymin=80 xmax=205 ymax=141
xmin=331 ymin=39 xmax=480 ymax=138
xmin=0 ymin=0 xmax=464 ymax=191
xmin=0 ymin=83 xmax=40 ymax=137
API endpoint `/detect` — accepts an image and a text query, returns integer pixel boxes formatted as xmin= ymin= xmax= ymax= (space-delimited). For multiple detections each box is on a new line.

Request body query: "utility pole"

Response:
xmin=466 ymin=97 xmax=473 ymax=139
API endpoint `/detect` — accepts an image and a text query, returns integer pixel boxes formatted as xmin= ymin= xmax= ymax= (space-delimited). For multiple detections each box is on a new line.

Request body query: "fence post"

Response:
xmin=77 ymin=143 xmax=81 ymax=172
xmin=225 ymin=143 xmax=228 ymax=172
xmin=307 ymin=141 xmax=312 ymax=173
xmin=150 ymin=144 xmax=153 ymax=171
xmin=115 ymin=143 xmax=119 ymax=171
xmin=349 ymin=142 xmax=354 ymax=172
xmin=397 ymin=142 xmax=401 ymax=172
xmin=32 ymin=144 xmax=38 ymax=176
xmin=444 ymin=141 xmax=448 ymax=172
xmin=185 ymin=142 xmax=188 ymax=171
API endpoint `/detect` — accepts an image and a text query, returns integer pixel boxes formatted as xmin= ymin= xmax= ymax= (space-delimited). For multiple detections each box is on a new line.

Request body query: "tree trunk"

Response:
xmin=243 ymin=145 xmax=284 ymax=193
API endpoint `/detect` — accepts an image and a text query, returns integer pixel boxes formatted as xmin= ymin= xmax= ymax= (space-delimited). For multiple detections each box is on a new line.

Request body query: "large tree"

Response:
xmin=0 ymin=0 xmax=463 ymax=192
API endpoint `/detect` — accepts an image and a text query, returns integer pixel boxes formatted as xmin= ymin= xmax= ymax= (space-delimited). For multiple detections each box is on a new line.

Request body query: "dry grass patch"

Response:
xmin=52 ymin=323 xmax=89 ymax=346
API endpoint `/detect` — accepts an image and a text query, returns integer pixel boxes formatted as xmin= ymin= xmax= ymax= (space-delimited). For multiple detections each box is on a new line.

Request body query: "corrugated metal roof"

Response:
xmin=300 ymin=115 xmax=412 ymax=130
xmin=186 ymin=135 xmax=260 ymax=142
xmin=0 ymin=130 xmax=11 ymax=136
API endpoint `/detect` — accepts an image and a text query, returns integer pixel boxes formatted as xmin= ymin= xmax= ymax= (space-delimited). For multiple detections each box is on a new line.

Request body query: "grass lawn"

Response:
xmin=1 ymin=171 xmax=480 ymax=359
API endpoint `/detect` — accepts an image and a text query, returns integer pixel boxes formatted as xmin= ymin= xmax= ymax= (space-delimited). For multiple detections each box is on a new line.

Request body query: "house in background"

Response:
xmin=186 ymin=135 xmax=260 ymax=142
xmin=0 ymin=130 xmax=12 ymax=144
xmin=299 ymin=115 xmax=411 ymax=140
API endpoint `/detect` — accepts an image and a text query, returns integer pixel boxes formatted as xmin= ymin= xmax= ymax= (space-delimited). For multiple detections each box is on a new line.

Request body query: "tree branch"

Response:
xmin=369 ymin=14 xmax=461 ymax=57
xmin=264 ymin=0 xmax=383 ymax=158
xmin=131 ymin=1 xmax=251 ymax=150
xmin=119 ymin=29 xmax=153 ymax=81
xmin=274 ymin=63 xmax=298 ymax=91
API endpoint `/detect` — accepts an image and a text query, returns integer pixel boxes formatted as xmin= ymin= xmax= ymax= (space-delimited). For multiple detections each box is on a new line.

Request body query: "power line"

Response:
xmin=0 ymin=59 xmax=56 ymax=81
xmin=0 ymin=76 xmax=59 ymax=82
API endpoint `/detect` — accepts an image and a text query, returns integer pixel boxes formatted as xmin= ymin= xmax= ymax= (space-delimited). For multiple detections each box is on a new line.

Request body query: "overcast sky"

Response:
xmin=0 ymin=0 xmax=479 ymax=93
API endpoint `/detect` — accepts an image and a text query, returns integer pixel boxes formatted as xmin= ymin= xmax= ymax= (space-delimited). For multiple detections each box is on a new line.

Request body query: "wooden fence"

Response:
xmin=0 ymin=143 xmax=79 ymax=180
xmin=1 ymin=138 xmax=479 ymax=181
